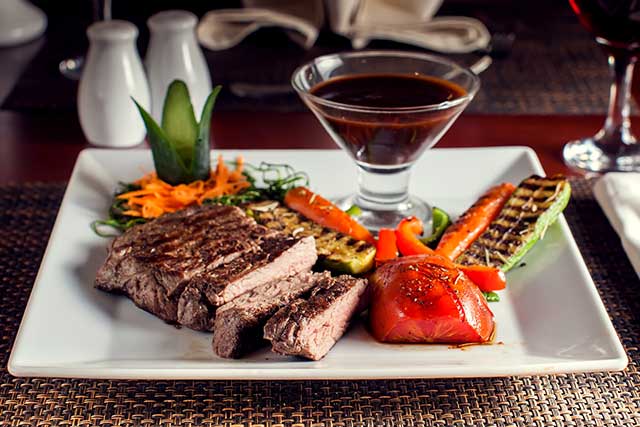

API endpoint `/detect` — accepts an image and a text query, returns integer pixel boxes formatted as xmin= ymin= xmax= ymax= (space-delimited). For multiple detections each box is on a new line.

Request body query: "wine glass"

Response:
xmin=59 ymin=0 xmax=112 ymax=80
xmin=563 ymin=0 xmax=640 ymax=172
xmin=292 ymin=50 xmax=479 ymax=232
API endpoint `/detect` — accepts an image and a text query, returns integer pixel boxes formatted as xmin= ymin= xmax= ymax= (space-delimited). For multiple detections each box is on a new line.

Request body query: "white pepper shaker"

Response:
xmin=78 ymin=20 xmax=150 ymax=147
xmin=146 ymin=10 xmax=212 ymax=121
xmin=0 ymin=0 xmax=47 ymax=47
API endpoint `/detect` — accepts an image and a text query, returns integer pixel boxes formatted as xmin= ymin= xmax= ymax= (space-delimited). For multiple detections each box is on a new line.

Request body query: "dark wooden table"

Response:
xmin=1 ymin=110 xmax=638 ymax=183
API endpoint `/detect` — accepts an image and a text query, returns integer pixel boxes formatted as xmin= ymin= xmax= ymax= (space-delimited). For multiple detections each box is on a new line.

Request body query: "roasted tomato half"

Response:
xmin=369 ymin=254 xmax=495 ymax=344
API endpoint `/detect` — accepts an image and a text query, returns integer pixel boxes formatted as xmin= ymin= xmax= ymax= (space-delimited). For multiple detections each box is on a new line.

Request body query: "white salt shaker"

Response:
xmin=78 ymin=20 xmax=150 ymax=147
xmin=146 ymin=10 xmax=212 ymax=121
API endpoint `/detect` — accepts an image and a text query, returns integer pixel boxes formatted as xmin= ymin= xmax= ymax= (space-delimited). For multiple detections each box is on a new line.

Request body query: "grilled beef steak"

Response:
xmin=95 ymin=205 xmax=317 ymax=331
xmin=212 ymin=271 xmax=329 ymax=358
xmin=263 ymin=274 xmax=368 ymax=360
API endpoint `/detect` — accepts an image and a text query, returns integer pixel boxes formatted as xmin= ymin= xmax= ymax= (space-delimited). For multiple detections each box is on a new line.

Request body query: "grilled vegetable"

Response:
xmin=456 ymin=174 xmax=571 ymax=271
xmin=284 ymin=187 xmax=375 ymax=244
xmin=345 ymin=205 xmax=363 ymax=216
xmin=461 ymin=264 xmax=506 ymax=291
xmin=394 ymin=216 xmax=506 ymax=289
xmin=375 ymin=228 xmax=398 ymax=265
xmin=247 ymin=201 xmax=376 ymax=274
xmin=395 ymin=216 xmax=432 ymax=257
xmin=483 ymin=291 xmax=500 ymax=302
xmin=370 ymin=254 xmax=495 ymax=344
xmin=436 ymin=183 xmax=516 ymax=260
xmin=420 ymin=207 xmax=451 ymax=248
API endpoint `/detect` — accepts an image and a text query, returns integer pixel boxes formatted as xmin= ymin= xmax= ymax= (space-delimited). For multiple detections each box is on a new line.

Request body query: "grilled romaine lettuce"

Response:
xmin=247 ymin=201 xmax=376 ymax=274
xmin=456 ymin=174 xmax=571 ymax=271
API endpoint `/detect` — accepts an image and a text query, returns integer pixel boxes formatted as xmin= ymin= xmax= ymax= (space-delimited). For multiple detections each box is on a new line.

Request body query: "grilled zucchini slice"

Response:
xmin=456 ymin=174 xmax=571 ymax=271
xmin=247 ymin=201 xmax=376 ymax=275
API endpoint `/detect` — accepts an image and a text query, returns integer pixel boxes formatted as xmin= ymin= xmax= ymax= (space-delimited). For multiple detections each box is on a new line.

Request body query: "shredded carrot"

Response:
xmin=117 ymin=156 xmax=250 ymax=219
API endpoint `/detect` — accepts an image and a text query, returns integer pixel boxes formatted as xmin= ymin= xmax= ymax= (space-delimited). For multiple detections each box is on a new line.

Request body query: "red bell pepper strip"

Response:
xmin=395 ymin=217 xmax=436 ymax=256
xmin=395 ymin=216 xmax=506 ymax=292
xmin=375 ymin=228 xmax=398 ymax=265
xmin=459 ymin=264 xmax=506 ymax=291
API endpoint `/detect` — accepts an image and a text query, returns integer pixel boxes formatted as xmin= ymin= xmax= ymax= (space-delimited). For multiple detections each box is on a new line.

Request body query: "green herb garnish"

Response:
xmin=90 ymin=182 xmax=146 ymax=236
xmin=92 ymin=162 xmax=309 ymax=237
xmin=204 ymin=162 xmax=309 ymax=205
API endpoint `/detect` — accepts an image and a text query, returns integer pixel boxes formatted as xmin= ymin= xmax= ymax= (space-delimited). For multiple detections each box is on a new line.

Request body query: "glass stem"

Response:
xmin=356 ymin=165 xmax=411 ymax=207
xmin=103 ymin=0 xmax=112 ymax=20
xmin=600 ymin=51 xmax=637 ymax=146
xmin=93 ymin=0 xmax=112 ymax=21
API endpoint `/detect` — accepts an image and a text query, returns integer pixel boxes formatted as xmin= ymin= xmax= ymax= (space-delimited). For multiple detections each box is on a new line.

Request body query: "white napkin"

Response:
xmin=197 ymin=7 xmax=322 ymax=51
xmin=348 ymin=16 xmax=491 ymax=53
xmin=593 ymin=173 xmax=640 ymax=277
xmin=197 ymin=0 xmax=490 ymax=54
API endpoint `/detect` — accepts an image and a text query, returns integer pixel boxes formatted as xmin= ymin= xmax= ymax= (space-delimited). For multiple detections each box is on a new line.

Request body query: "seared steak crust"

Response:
xmin=264 ymin=274 xmax=368 ymax=360
xmin=95 ymin=205 xmax=317 ymax=331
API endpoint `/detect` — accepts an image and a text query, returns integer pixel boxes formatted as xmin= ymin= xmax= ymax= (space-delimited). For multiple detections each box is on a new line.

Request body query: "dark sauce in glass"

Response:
xmin=309 ymin=73 xmax=468 ymax=166
xmin=311 ymin=73 xmax=466 ymax=108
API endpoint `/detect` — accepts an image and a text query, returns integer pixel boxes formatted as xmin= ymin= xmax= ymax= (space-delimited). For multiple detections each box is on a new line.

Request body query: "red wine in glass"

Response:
xmin=570 ymin=0 xmax=640 ymax=50
xmin=563 ymin=0 xmax=640 ymax=171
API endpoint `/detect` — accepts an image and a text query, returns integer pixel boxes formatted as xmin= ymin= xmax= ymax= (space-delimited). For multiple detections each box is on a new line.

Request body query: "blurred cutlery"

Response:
xmin=231 ymin=33 xmax=514 ymax=98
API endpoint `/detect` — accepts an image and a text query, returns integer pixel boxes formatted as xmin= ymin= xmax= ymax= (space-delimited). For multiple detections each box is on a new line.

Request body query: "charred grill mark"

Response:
xmin=457 ymin=175 xmax=568 ymax=267
xmin=354 ymin=243 xmax=368 ymax=253
xmin=519 ymin=182 xmax=562 ymax=192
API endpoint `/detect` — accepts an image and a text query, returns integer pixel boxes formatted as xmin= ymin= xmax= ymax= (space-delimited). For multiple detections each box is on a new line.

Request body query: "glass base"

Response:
xmin=335 ymin=193 xmax=433 ymax=235
xmin=59 ymin=56 xmax=84 ymax=81
xmin=563 ymin=137 xmax=640 ymax=173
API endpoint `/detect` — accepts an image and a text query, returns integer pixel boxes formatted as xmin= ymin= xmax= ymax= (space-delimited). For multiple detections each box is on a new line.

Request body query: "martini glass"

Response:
xmin=291 ymin=50 xmax=479 ymax=232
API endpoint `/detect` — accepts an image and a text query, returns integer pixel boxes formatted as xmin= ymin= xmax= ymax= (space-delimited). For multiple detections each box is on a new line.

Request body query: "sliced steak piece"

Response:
xmin=212 ymin=271 xmax=328 ymax=358
xmin=119 ymin=206 xmax=275 ymax=298
xmin=176 ymin=287 xmax=217 ymax=331
xmin=95 ymin=204 xmax=317 ymax=331
xmin=118 ymin=272 xmax=179 ymax=324
xmin=175 ymin=235 xmax=316 ymax=329
xmin=96 ymin=205 xmax=257 ymax=295
xmin=203 ymin=235 xmax=316 ymax=306
xmin=263 ymin=275 xmax=369 ymax=360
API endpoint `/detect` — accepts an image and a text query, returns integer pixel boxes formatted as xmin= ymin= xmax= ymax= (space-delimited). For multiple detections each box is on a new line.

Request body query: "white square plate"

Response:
xmin=9 ymin=147 xmax=627 ymax=379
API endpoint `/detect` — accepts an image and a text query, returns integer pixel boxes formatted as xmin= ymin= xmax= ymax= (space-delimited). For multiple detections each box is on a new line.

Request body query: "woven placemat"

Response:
xmin=1 ymin=179 xmax=639 ymax=427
